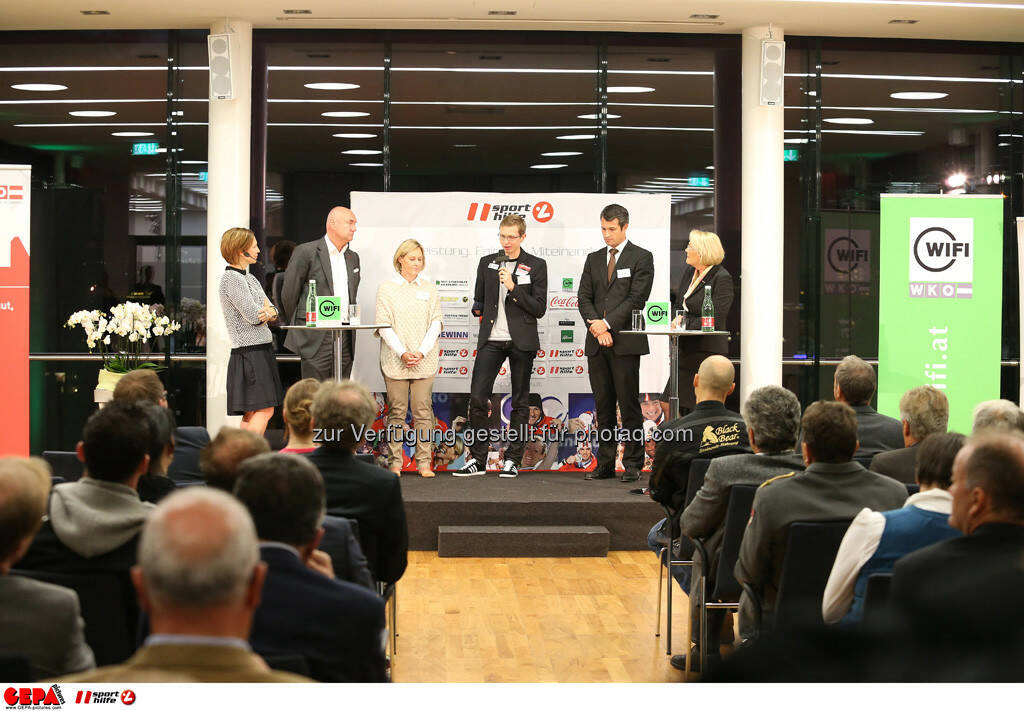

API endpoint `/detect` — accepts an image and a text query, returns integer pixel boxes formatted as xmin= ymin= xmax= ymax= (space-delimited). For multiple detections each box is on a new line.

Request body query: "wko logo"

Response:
xmin=4 ymin=686 xmax=64 ymax=708
xmin=0 ymin=185 xmax=25 ymax=201
xmin=466 ymin=201 xmax=554 ymax=223
xmin=909 ymin=217 xmax=974 ymax=299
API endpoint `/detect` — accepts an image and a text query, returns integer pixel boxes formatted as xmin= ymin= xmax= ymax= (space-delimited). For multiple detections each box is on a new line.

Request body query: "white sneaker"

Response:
xmin=453 ymin=459 xmax=484 ymax=477
xmin=499 ymin=460 xmax=519 ymax=478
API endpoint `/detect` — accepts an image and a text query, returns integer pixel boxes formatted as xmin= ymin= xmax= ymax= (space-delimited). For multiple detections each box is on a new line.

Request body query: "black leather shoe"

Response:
xmin=621 ymin=469 xmax=641 ymax=483
xmin=584 ymin=467 xmax=615 ymax=480
xmin=670 ymin=650 xmax=719 ymax=672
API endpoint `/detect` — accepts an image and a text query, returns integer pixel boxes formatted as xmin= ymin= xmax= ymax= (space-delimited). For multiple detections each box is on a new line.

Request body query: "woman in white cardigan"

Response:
xmin=375 ymin=239 xmax=443 ymax=477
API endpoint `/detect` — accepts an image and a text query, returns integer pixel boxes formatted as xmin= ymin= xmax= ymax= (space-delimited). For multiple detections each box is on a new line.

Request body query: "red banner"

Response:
xmin=0 ymin=166 xmax=31 ymax=455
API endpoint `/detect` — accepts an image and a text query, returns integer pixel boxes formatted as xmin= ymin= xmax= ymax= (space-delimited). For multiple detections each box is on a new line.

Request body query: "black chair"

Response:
xmin=41 ymin=451 xmax=83 ymax=482
xmin=13 ymin=569 xmax=140 ymax=666
xmin=861 ymin=572 xmax=893 ymax=626
xmin=0 ymin=654 xmax=32 ymax=681
xmin=262 ymin=653 xmax=311 ymax=677
xmin=691 ymin=484 xmax=758 ymax=674
xmin=742 ymin=519 xmax=852 ymax=635
xmin=905 ymin=483 xmax=920 ymax=496
xmin=379 ymin=581 xmax=398 ymax=657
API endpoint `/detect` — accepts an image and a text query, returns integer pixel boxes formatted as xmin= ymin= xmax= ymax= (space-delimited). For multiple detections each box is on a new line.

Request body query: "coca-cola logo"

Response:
xmin=549 ymin=295 xmax=579 ymax=310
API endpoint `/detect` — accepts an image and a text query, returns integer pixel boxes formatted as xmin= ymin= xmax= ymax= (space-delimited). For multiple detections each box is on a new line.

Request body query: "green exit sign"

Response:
xmin=783 ymin=149 xmax=800 ymax=162
xmin=689 ymin=176 xmax=711 ymax=187
xmin=131 ymin=142 xmax=160 ymax=156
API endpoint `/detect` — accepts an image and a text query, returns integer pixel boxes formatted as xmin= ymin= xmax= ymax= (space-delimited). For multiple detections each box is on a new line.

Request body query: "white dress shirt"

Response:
xmin=489 ymin=259 xmax=517 ymax=341
xmin=821 ymin=488 xmax=953 ymax=624
xmin=324 ymin=235 xmax=350 ymax=317
xmin=379 ymin=273 xmax=443 ymax=355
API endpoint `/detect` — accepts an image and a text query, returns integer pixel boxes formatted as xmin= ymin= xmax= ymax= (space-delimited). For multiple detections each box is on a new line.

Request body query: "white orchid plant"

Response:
xmin=65 ymin=301 xmax=182 ymax=373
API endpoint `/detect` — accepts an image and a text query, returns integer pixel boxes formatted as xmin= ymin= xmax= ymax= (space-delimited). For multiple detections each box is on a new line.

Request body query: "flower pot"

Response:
xmin=95 ymin=368 xmax=126 ymax=405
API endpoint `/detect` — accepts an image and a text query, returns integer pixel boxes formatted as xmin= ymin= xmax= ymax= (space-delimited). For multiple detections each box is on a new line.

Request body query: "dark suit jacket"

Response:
xmin=17 ymin=520 xmax=138 ymax=575
xmin=281 ymin=238 xmax=361 ymax=359
xmin=305 ymin=448 xmax=408 ymax=584
xmin=250 ymin=545 xmax=387 ymax=682
xmin=851 ymin=404 xmax=904 ymax=466
xmin=472 ymin=249 xmax=547 ymax=351
xmin=674 ymin=263 xmax=734 ymax=368
xmin=870 ymin=442 xmax=919 ymax=485
xmin=167 ymin=426 xmax=209 ymax=486
xmin=577 ymin=240 xmax=654 ymax=356
xmin=320 ymin=515 xmax=375 ymax=590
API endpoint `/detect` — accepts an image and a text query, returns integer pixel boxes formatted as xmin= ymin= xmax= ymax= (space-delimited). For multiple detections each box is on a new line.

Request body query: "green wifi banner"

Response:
xmin=878 ymin=195 xmax=1004 ymax=433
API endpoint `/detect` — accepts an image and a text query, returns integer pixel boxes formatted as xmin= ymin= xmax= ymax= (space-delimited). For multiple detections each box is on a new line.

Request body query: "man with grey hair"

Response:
xmin=832 ymin=355 xmax=903 ymax=465
xmin=871 ymin=385 xmax=949 ymax=484
xmin=59 ymin=488 xmax=308 ymax=682
xmin=971 ymin=399 xmax=1024 ymax=435
xmin=307 ymin=380 xmax=408 ymax=584
xmin=670 ymin=385 xmax=805 ymax=671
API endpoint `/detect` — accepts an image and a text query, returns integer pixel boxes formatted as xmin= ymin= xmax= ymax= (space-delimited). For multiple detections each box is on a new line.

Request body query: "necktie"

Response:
xmin=607 ymin=247 xmax=618 ymax=283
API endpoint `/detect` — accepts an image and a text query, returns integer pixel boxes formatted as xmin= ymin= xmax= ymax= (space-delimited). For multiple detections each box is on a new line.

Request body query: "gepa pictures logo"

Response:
xmin=908 ymin=217 xmax=974 ymax=299
xmin=5 ymin=686 xmax=64 ymax=708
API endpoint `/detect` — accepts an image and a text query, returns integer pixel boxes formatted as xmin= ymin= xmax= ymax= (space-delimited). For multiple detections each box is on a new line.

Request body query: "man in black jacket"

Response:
xmin=832 ymin=355 xmax=903 ymax=466
xmin=577 ymin=204 xmax=654 ymax=482
xmin=455 ymin=214 xmax=547 ymax=479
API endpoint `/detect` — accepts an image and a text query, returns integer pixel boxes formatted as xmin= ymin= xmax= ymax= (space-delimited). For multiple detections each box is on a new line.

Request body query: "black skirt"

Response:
xmin=227 ymin=342 xmax=284 ymax=415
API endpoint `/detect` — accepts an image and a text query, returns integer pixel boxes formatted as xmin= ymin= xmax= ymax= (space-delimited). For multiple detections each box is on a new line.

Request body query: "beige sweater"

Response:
xmin=375 ymin=276 xmax=443 ymax=380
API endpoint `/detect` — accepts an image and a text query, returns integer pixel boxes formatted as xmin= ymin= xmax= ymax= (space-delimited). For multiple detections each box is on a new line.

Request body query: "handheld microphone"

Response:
xmin=494 ymin=254 xmax=509 ymax=265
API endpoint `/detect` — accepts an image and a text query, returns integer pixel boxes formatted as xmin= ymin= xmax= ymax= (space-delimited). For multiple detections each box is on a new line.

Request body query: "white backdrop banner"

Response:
xmin=350 ymin=192 xmax=671 ymax=394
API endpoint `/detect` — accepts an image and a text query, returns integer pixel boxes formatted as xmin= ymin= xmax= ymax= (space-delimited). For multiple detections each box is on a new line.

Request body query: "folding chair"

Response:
xmin=41 ymin=451 xmax=83 ymax=482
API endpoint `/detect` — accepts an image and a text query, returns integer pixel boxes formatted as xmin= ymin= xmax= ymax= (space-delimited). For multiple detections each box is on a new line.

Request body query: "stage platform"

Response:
xmin=398 ymin=471 xmax=663 ymax=552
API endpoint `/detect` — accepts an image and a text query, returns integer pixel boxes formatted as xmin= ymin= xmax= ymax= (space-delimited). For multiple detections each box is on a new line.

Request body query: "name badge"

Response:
xmin=518 ymin=275 xmax=531 ymax=285
xmin=617 ymin=268 xmax=631 ymax=278
xmin=415 ymin=290 xmax=430 ymax=301
xmin=488 ymin=262 xmax=501 ymax=270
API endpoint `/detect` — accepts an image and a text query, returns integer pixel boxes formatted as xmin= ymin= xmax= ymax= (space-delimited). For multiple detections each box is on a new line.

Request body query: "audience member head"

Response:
xmin=132 ymin=488 xmax=265 ymax=638
xmin=741 ymin=385 xmax=802 ymax=454
xmin=801 ymin=401 xmax=858 ymax=464
xmin=234 ymin=453 xmax=325 ymax=558
xmin=199 ymin=427 xmax=271 ymax=492
xmin=899 ymin=385 xmax=949 ymax=445
xmin=949 ymin=433 xmax=1024 ymax=534
xmin=693 ymin=355 xmax=735 ymax=404
xmin=112 ymin=369 xmax=167 ymax=407
xmin=139 ymin=401 xmax=175 ymax=476
xmin=272 ymin=240 xmax=295 ymax=271
xmin=915 ymin=431 xmax=966 ymax=491
xmin=283 ymin=378 xmax=321 ymax=445
xmin=0 ymin=457 xmax=52 ymax=573
xmin=310 ymin=380 xmax=375 ymax=452
xmin=833 ymin=355 xmax=876 ymax=406
xmin=971 ymin=399 xmax=1024 ymax=435
xmin=77 ymin=400 xmax=152 ymax=486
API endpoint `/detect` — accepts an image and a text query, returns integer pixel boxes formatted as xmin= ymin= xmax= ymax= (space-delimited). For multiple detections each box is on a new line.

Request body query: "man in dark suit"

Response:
xmin=281 ymin=206 xmax=361 ymax=380
xmin=456 ymin=214 xmax=547 ymax=478
xmin=673 ymin=385 xmax=804 ymax=670
xmin=577 ymin=203 xmax=654 ymax=482
xmin=234 ymin=453 xmax=386 ymax=682
xmin=832 ymin=355 xmax=904 ymax=466
xmin=307 ymin=380 xmax=408 ymax=585
xmin=735 ymin=401 xmax=907 ymax=639
xmin=890 ymin=432 xmax=1024 ymax=654
xmin=870 ymin=385 xmax=948 ymax=484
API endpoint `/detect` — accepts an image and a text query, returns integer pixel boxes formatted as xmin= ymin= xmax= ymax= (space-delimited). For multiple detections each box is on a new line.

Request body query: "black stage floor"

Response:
xmin=399 ymin=471 xmax=663 ymax=552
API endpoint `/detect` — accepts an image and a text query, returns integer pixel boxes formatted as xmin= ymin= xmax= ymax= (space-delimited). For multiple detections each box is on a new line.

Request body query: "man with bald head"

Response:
xmin=281 ymin=206 xmax=361 ymax=379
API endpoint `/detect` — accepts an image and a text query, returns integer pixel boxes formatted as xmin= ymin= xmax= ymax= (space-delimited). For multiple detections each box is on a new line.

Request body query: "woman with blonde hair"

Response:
xmin=280 ymin=378 xmax=321 ymax=454
xmin=375 ymin=238 xmax=443 ymax=477
xmin=218 ymin=227 xmax=283 ymax=435
xmin=662 ymin=229 xmax=734 ymax=416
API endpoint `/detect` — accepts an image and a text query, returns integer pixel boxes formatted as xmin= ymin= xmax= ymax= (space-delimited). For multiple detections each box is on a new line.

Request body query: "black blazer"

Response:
xmin=166 ymin=426 xmax=209 ymax=486
xmin=319 ymin=514 xmax=375 ymax=591
xmin=869 ymin=443 xmax=919 ymax=485
xmin=250 ymin=546 xmax=387 ymax=683
xmin=577 ymin=241 xmax=655 ymax=356
xmin=673 ymin=263 xmax=734 ymax=360
xmin=305 ymin=448 xmax=408 ymax=585
xmin=851 ymin=405 xmax=905 ymax=466
xmin=472 ymin=249 xmax=547 ymax=351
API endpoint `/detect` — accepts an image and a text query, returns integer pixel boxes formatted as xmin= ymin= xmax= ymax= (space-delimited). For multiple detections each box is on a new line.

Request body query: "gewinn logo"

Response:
xmin=439 ymin=330 xmax=470 ymax=340
xmin=909 ymin=217 xmax=974 ymax=299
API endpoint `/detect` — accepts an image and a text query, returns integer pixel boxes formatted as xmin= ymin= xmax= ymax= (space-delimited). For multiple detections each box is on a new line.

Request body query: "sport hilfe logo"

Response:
xmin=465 ymin=201 xmax=555 ymax=223
xmin=74 ymin=690 xmax=134 ymax=705
xmin=0 ymin=185 xmax=24 ymax=200
xmin=908 ymin=217 xmax=974 ymax=299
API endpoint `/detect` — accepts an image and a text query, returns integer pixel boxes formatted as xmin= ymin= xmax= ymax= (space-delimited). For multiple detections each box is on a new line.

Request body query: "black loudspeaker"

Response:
xmin=207 ymin=33 xmax=235 ymax=101
xmin=760 ymin=40 xmax=785 ymax=106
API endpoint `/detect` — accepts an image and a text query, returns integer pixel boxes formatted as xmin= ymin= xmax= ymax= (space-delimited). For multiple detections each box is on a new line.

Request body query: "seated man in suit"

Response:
xmin=57 ymin=488 xmax=308 ymax=682
xmin=19 ymin=401 xmax=155 ymax=573
xmin=112 ymin=369 xmax=210 ymax=486
xmin=891 ymin=432 xmax=1024 ymax=655
xmin=235 ymin=453 xmax=386 ymax=682
xmin=307 ymin=380 xmax=409 ymax=585
xmin=831 ymin=355 xmax=903 ymax=465
xmin=971 ymin=399 xmax=1024 ymax=435
xmin=0 ymin=457 xmax=95 ymax=679
xmin=200 ymin=427 xmax=271 ymax=492
xmin=673 ymin=385 xmax=805 ymax=671
xmin=870 ymin=385 xmax=948 ymax=484
xmin=735 ymin=401 xmax=907 ymax=640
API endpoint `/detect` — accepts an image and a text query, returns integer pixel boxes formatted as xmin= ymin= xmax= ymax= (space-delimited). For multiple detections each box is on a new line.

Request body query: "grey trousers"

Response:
xmin=300 ymin=332 xmax=353 ymax=381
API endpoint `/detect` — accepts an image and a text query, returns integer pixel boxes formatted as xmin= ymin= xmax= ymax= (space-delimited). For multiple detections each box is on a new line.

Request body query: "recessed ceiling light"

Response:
xmin=888 ymin=18 xmax=918 ymax=23
xmin=283 ymin=9 xmax=312 ymax=14
xmin=823 ymin=117 xmax=874 ymax=125
xmin=785 ymin=138 xmax=810 ymax=143
xmin=12 ymin=83 xmax=67 ymax=92
xmin=454 ymin=144 xmax=477 ymax=147
xmin=305 ymin=82 xmax=360 ymax=90
xmin=531 ymin=164 xmax=568 ymax=169
xmin=70 ymin=110 xmax=117 ymax=117
xmin=333 ymin=132 xmax=376 ymax=138
xmin=608 ymin=86 xmax=655 ymax=94
xmin=321 ymin=111 xmax=370 ymax=118
xmin=487 ymin=9 xmax=517 ymax=15
xmin=578 ymin=113 xmax=621 ymax=120
xmin=705 ymin=165 xmax=714 ymax=170
xmin=542 ymin=151 xmax=582 ymax=156
xmin=647 ymin=57 xmax=672 ymax=63
xmin=306 ymin=53 xmax=330 ymax=58
xmin=80 ymin=9 xmax=110 ymax=15
xmin=890 ymin=91 xmax=948 ymax=100
xmin=446 ymin=51 xmax=458 ymax=55
xmin=557 ymin=134 xmax=596 ymax=140
xmin=350 ymin=162 xmax=382 ymax=167
xmin=111 ymin=131 xmax=154 ymax=137
xmin=689 ymin=13 xmax=720 ymax=18
xmin=342 ymin=149 xmax=382 ymax=155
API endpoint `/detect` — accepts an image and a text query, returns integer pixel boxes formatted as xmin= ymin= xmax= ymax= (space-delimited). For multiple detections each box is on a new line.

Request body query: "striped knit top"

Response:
xmin=219 ymin=266 xmax=273 ymax=348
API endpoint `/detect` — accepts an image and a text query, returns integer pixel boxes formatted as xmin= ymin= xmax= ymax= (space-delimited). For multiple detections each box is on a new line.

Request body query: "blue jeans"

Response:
xmin=647 ymin=518 xmax=691 ymax=593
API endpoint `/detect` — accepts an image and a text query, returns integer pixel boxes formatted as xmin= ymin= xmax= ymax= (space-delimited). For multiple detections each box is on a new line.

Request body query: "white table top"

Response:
xmin=621 ymin=328 xmax=730 ymax=336
xmin=281 ymin=323 xmax=388 ymax=330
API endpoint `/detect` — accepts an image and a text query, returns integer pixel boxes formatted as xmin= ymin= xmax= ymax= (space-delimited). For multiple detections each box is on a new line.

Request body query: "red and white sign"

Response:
xmin=0 ymin=165 xmax=30 ymax=455
xmin=548 ymin=294 xmax=579 ymax=310
xmin=532 ymin=201 xmax=554 ymax=223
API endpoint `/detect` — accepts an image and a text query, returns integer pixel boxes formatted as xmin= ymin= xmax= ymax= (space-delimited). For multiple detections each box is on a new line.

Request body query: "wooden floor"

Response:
xmin=390 ymin=550 xmax=694 ymax=683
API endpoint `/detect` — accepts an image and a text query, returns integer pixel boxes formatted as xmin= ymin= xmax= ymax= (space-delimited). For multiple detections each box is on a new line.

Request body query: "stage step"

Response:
xmin=437 ymin=525 xmax=610 ymax=558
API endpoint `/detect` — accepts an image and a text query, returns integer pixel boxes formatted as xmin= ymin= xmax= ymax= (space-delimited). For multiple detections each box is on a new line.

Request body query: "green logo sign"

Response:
xmin=562 ymin=277 xmax=574 ymax=290
xmin=131 ymin=142 xmax=159 ymax=156
xmin=644 ymin=301 xmax=669 ymax=326
xmin=560 ymin=329 xmax=574 ymax=343
xmin=316 ymin=296 xmax=342 ymax=324
xmin=783 ymin=149 xmax=800 ymax=162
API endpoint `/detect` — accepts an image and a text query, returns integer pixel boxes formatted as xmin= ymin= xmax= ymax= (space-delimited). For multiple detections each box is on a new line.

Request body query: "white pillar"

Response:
xmin=740 ymin=25 xmax=785 ymax=402
xmin=206 ymin=20 xmax=252 ymax=435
